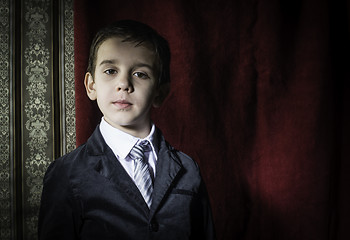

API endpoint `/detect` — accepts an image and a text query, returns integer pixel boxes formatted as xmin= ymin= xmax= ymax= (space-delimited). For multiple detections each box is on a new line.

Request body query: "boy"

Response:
xmin=38 ymin=20 xmax=215 ymax=240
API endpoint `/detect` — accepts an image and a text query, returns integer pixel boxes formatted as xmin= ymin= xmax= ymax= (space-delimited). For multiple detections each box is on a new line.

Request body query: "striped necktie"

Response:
xmin=130 ymin=141 xmax=153 ymax=208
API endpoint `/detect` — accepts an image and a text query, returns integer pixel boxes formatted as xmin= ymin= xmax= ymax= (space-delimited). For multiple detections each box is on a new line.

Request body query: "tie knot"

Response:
xmin=139 ymin=140 xmax=151 ymax=151
xmin=130 ymin=141 xmax=151 ymax=160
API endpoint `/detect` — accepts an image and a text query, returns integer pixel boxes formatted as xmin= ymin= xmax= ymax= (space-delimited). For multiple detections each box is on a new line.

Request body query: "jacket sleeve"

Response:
xmin=192 ymin=179 xmax=216 ymax=240
xmin=38 ymin=159 xmax=82 ymax=240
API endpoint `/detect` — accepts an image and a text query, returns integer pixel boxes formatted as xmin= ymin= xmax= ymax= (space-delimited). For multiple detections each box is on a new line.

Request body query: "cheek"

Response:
xmin=144 ymin=87 xmax=158 ymax=102
xmin=96 ymin=84 xmax=113 ymax=96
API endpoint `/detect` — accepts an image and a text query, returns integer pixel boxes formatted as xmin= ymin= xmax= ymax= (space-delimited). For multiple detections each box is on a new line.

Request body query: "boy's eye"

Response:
xmin=133 ymin=72 xmax=149 ymax=79
xmin=104 ymin=69 xmax=117 ymax=75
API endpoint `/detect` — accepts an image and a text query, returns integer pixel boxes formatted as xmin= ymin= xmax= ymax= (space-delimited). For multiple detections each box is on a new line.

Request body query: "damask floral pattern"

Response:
xmin=0 ymin=1 xmax=12 ymax=239
xmin=21 ymin=0 xmax=76 ymax=238
xmin=0 ymin=0 xmax=75 ymax=238
xmin=62 ymin=0 xmax=76 ymax=154
xmin=22 ymin=1 xmax=52 ymax=238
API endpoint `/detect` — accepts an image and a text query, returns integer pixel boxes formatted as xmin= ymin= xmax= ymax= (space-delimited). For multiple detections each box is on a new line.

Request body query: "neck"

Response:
xmin=120 ymin=124 xmax=152 ymax=139
xmin=104 ymin=118 xmax=152 ymax=139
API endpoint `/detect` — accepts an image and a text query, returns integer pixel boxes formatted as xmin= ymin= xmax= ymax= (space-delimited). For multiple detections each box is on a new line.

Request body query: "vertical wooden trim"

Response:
xmin=14 ymin=1 xmax=23 ymax=239
xmin=13 ymin=0 xmax=22 ymax=238
xmin=52 ymin=0 xmax=60 ymax=160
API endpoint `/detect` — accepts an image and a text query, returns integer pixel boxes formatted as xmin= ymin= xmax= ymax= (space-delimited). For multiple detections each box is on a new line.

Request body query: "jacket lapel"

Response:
xmin=150 ymin=134 xmax=183 ymax=218
xmin=86 ymin=126 xmax=150 ymax=214
xmin=85 ymin=125 xmax=182 ymax=217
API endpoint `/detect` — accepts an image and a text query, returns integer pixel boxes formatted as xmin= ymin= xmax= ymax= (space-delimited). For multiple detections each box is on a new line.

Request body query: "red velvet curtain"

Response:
xmin=74 ymin=0 xmax=350 ymax=239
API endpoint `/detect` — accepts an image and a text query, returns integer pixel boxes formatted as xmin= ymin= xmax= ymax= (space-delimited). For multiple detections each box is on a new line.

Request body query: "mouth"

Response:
xmin=113 ymin=100 xmax=132 ymax=109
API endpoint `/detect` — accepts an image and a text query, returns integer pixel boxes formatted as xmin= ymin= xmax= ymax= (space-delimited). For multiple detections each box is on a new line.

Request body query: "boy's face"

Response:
xmin=85 ymin=37 xmax=163 ymax=138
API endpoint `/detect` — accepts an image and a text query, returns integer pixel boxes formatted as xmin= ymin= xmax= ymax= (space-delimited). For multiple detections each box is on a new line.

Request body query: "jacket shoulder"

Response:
xmin=162 ymin=139 xmax=201 ymax=176
xmin=43 ymin=143 xmax=88 ymax=183
xmin=45 ymin=125 xmax=107 ymax=180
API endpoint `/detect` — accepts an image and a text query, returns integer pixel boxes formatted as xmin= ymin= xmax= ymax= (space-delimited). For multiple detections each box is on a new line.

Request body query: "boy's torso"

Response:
xmin=42 ymin=126 xmax=210 ymax=240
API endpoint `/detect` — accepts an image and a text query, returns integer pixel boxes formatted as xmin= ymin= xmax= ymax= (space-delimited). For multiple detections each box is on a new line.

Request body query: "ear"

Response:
xmin=153 ymin=83 xmax=170 ymax=108
xmin=84 ymin=72 xmax=97 ymax=100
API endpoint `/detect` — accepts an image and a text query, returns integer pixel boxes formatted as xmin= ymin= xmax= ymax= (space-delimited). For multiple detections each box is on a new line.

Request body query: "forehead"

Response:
xmin=96 ymin=37 xmax=158 ymax=67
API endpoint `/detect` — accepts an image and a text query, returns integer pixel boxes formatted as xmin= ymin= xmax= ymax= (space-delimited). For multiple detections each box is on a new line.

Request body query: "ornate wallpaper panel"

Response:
xmin=61 ymin=0 xmax=76 ymax=155
xmin=22 ymin=0 xmax=53 ymax=238
xmin=0 ymin=0 xmax=13 ymax=239
xmin=0 ymin=0 xmax=75 ymax=239
xmin=22 ymin=0 xmax=76 ymax=238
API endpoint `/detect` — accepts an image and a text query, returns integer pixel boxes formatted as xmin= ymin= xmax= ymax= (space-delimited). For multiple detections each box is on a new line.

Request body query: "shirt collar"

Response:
xmin=99 ymin=117 xmax=158 ymax=160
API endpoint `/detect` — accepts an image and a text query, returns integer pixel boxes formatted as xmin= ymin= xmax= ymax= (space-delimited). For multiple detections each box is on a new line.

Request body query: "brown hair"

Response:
xmin=87 ymin=20 xmax=171 ymax=86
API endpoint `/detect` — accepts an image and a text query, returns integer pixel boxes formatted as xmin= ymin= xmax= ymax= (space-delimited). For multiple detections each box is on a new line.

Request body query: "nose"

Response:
xmin=116 ymin=74 xmax=133 ymax=92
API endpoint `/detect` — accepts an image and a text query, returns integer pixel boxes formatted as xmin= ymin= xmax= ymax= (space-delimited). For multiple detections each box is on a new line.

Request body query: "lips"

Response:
xmin=113 ymin=100 xmax=132 ymax=109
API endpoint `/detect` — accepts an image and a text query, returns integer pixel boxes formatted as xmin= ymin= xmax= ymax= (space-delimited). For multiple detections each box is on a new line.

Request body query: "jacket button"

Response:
xmin=149 ymin=220 xmax=159 ymax=232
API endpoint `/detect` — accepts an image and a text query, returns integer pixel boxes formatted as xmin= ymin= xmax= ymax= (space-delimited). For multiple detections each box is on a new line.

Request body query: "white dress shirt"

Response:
xmin=99 ymin=118 xmax=158 ymax=181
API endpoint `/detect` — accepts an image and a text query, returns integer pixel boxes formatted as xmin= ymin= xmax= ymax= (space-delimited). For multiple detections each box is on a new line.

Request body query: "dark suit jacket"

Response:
xmin=38 ymin=126 xmax=215 ymax=240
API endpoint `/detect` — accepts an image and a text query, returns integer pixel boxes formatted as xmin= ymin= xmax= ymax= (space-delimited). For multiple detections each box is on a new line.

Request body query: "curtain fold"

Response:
xmin=74 ymin=0 xmax=350 ymax=239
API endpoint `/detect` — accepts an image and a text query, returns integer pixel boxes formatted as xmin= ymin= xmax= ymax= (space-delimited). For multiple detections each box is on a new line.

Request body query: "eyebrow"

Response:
xmin=99 ymin=59 xmax=117 ymax=66
xmin=99 ymin=59 xmax=154 ymax=70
